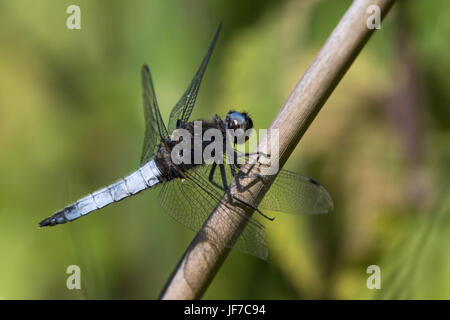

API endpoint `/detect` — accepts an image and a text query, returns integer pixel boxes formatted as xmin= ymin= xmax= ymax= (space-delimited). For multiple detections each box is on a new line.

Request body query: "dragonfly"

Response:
xmin=39 ymin=25 xmax=333 ymax=260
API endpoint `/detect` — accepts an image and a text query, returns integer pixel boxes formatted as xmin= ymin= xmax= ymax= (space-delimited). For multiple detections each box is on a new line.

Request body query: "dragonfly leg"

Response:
xmin=222 ymin=148 xmax=274 ymax=198
xmin=244 ymin=151 xmax=271 ymax=158
xmin=218 ymin=162 xmax=234 ymax=204
xmin=212 ymin=163 xmax=275 ymax=221
xmin=208 ymin=162 xmax=237 ymax=204
xmin=208 ymin=162 xmax=232 ymax=193
xmin=233 ymin=197 xmax=275 ymax=221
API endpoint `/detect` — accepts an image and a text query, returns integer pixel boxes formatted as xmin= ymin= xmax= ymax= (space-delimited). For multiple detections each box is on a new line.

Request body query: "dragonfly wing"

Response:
xmin=167 ymin=24 xmax=221 ymax=133
xmin=259 ymin=169 xmax=334 ymax=215
xmin=210 ymin=151 xmax=333 ymax=215
xmin=158 ymin=164 xmax=268 ymax=260
xmin=140 ymin=65 xmax=169 ymax=165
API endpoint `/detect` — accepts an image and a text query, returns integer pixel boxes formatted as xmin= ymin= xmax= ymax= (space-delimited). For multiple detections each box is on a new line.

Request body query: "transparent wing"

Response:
xmin=199 ymin=150 xmax=334 ymax=216
xmin=158 ymin=163 xmax=269 ymax=260
xmin=231 ymin=151 xmax=334 ymax=215
xmin=140 ymin=65 xmax=169 ymax=165
xmin=167 ymin=24 xmax=221 ymax=133
xmin=259 ymin=169 xmax=334 ymax=215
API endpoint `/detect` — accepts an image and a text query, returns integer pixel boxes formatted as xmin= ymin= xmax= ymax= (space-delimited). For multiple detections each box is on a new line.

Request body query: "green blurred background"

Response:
xmin=0 ymin=0 xmax=449 ymax=299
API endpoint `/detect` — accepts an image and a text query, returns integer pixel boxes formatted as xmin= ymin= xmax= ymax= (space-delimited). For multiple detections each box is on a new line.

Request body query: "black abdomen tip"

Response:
xmin=39 ymin=210 xmax=67 ymax=227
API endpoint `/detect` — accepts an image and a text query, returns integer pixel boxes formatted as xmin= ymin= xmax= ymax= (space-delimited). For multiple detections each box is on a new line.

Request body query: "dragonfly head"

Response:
xmin=225 ymin=110 xmax=253 ymax=144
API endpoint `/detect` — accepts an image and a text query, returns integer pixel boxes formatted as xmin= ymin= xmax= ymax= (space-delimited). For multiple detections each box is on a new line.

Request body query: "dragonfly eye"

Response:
xmin=226 ymin=111 xmax=247 ymax=130
xmin=230 ymin=119 xmax=240 ymax=130
xmin=225 ymin=111 xmax=254 ymax=145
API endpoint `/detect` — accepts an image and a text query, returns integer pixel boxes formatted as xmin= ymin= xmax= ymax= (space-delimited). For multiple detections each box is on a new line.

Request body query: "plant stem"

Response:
xmin=159 ymin=0 xmax=396 ymax=300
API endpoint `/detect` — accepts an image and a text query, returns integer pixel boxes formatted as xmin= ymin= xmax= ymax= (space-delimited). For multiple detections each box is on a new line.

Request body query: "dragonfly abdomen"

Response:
xmin=39 ymin=160 xmax=161 ymax=227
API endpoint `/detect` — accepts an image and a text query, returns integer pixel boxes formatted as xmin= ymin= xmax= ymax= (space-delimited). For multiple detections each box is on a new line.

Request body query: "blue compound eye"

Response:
xmin=228 ymin=112 xmax=246 ymax=129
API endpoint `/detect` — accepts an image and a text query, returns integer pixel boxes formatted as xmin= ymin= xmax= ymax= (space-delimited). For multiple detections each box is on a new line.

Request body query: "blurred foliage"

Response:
xmin=0 ymin=0 xmax=449 ymax=299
